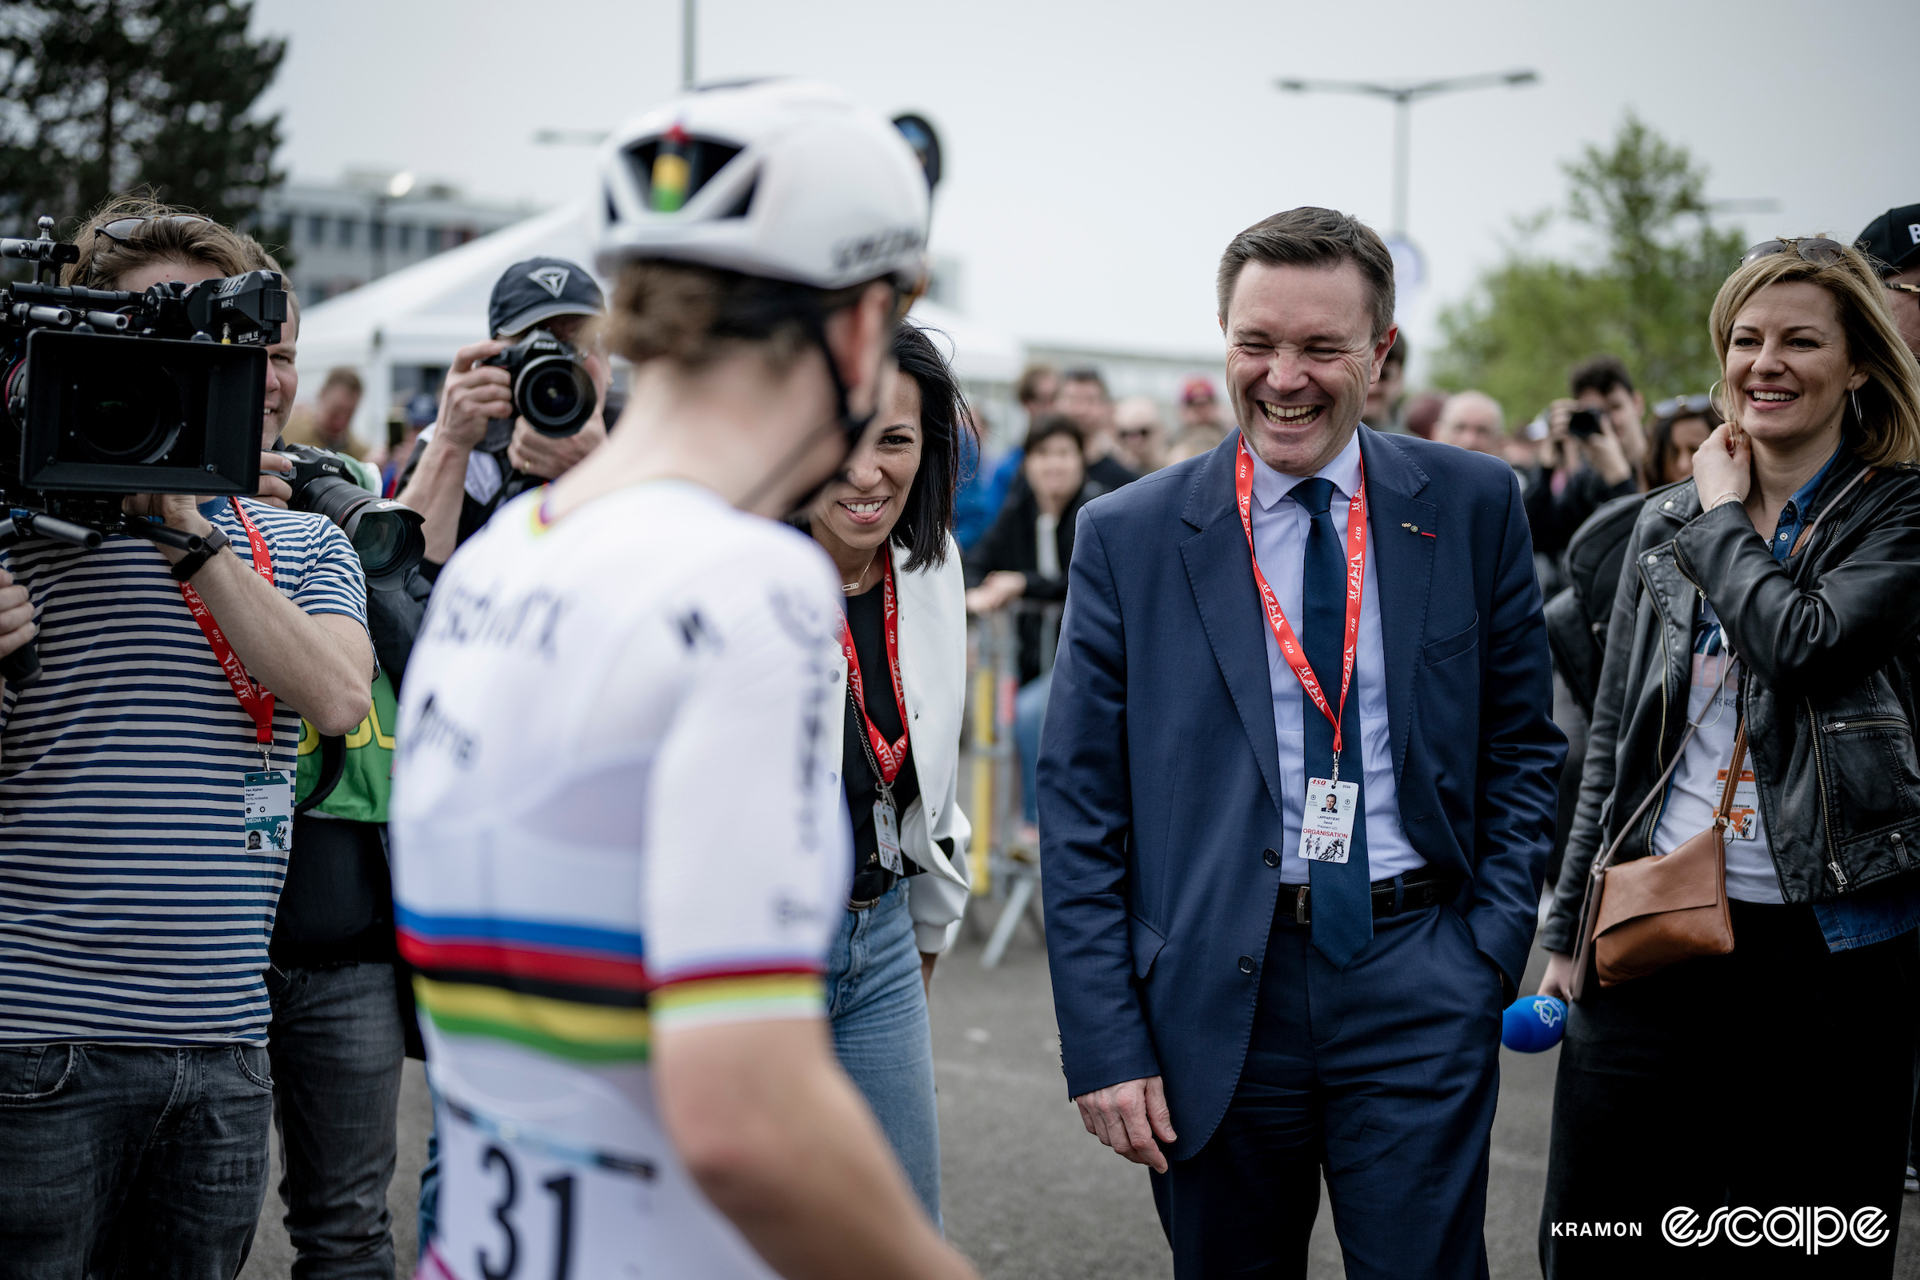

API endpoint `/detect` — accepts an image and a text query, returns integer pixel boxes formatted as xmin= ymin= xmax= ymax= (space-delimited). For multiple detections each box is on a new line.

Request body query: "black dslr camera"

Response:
xmin=278 ymin=442 xmax=424 ymax=584
xmin=0 ymin=216 xmax=287 ymax=686
xmin=483 ymin=328 xmax=597 ymax=437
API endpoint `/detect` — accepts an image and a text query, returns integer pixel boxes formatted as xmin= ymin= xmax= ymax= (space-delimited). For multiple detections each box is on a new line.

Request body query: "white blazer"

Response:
xmin=823 ymin=535 xmax=973 ymax=953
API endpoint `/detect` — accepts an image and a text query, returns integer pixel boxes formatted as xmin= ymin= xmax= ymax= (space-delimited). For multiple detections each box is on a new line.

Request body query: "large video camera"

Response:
xmin=0 ymin=216 xmax=288 ymax=687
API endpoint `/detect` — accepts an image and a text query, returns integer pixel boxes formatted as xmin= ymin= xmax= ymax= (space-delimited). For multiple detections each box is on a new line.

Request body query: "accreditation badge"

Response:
xmin=1298 ymin=777 xmax=1359 ymax=865
xmin=243 ymin=770 xmax=293 ymax=854
xmin=874 ymin=799 xmax=904 ymax=875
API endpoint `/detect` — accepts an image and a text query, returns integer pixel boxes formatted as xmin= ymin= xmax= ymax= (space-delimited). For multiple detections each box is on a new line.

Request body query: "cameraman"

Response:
xmin=0 ymin=202 xmax=373 ymax=1278
xmin=1523 ymin=354 xmax=1648 ymax=569
xmin=395 ymin=258 xmax=611 ymax=567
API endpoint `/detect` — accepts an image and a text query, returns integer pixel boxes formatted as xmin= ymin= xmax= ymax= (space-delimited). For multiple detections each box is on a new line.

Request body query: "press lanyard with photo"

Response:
xmin=841 ymin=557 xmax=910 ymax=875
xmin=1234 ymin=440 xmax=1368 ymax=864
xmin=177 ymin=498 xmax=290 ymax=854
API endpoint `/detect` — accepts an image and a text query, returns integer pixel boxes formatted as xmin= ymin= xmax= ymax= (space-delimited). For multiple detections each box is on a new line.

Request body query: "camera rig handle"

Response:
xmin=0 ymin=217 xmax=80 ymax=285
xmin=0 ymin=510 xmax=103 ymax=689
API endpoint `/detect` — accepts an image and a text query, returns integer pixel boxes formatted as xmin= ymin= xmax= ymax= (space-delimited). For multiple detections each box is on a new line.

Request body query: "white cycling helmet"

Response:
xmin=594 ymin=78 xmax=930 ymax=295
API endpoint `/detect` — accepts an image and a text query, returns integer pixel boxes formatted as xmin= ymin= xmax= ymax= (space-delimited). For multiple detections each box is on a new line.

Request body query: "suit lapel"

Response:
xmin=1181 ymin=435 xmax=1284 ymax=818
xmin=1356 ymin=429 xmax=1435 ymax=788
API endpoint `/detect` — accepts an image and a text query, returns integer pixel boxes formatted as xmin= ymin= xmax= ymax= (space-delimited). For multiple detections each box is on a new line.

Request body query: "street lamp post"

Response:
xmin=1274 ymin=69 xmax=1539 ymax=239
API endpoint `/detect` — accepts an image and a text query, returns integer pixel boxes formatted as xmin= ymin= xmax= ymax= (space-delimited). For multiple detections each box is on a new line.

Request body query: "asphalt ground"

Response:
xmin=242 ymin=903 xmax=1920 ymax=1278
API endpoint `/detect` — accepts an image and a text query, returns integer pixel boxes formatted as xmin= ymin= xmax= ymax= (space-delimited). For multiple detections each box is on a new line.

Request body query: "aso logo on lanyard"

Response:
xmin=1233 ymin=440 xmax=1368 ymax=864
xmin=839 ymin=557 xmax=911 ymax=876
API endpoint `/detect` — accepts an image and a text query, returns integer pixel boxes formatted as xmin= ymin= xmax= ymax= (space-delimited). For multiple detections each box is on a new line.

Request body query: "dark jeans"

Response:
xmin=1542 ymin=900 xmax=1920 ymax=1278
xmin=1149 ymin=902 xmax=1503 ymax=1279
xmin=0 ymin=1042 xmax=273 ymax=1279
xmin=268 ymin=962 xmax=406 ymax=1280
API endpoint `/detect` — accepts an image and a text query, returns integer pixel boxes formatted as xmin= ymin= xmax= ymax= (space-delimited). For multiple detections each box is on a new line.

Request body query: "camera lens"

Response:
xmin=73 ymin=361 xmax=181 ymax=463
xmin=514 ymin=355 xmax=595 ymax=437
xmin=348 ymin=509 xmax=410 ymax=577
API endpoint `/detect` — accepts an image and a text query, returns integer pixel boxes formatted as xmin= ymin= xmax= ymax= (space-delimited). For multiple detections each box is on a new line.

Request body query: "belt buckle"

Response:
xmin=1293 ymin=884 xmax=1310 ymax=925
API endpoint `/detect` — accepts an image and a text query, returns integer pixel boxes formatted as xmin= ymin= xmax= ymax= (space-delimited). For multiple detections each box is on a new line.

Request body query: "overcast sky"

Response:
xmin=251 ymin=0 xmax=1919 ymax=374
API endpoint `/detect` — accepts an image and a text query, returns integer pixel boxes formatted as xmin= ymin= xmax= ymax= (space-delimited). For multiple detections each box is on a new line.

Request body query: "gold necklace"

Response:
xmin=841 ymin=549 xmax=881 ymax=594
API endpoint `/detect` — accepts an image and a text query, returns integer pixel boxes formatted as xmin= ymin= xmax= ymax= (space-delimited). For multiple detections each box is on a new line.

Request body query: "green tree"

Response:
xmin=0 ymin=0 xmax=286 ymax=238
xmin=1433 ymin=114 xmax=1746 ymax=425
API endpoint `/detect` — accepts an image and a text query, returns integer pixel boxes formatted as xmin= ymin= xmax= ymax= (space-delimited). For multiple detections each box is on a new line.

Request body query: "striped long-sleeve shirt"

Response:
xmin=0 ymin=500 xmax=367 ymax=1046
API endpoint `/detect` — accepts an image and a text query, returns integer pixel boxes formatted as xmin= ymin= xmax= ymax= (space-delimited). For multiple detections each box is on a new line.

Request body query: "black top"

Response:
xmin=964 ymin=479 xmax=1105 ymax=684
xmin=842 ymin=582 xmax=922 ymax=894
xmin=1087 ymin=453 xmax=1140 ymax=492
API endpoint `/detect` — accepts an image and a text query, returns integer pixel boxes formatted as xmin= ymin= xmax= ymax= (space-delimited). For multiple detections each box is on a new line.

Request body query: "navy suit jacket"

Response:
xmin=1038 ymin=427 xmax=1565 ymax=1160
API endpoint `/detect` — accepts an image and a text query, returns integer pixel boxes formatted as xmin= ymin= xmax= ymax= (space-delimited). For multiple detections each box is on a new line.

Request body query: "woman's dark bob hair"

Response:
xmin=887 ymin=323 xmax=976 ymax=572
xmin=1022 ymin=413 xmax=1086 ymax=456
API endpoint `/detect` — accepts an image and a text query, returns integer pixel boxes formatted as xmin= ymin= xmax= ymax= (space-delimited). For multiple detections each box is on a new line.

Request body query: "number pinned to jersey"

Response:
xmin=1298 ymin=777 xmax=1358 ymax=864
xmin=242 ymin=770 xmax=292 ymax=854
xmin=874 ymin=799 xmax=904 ymax=875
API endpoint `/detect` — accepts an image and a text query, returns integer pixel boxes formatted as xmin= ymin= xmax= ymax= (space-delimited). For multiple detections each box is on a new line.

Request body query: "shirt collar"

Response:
xmin=1784 ymin=435 xmax=1847 ymax=522
xmin=1246 ymin=428 xmax=1364 ymax=513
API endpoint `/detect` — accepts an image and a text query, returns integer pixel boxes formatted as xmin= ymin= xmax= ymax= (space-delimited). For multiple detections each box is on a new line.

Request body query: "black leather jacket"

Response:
xmin=1542 ymin=452 xmax=1920 ymax=954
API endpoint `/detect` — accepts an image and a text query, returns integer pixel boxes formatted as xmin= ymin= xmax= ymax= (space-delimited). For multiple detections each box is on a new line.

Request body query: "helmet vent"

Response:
xmin=718 ymin=177 xmax=757 ymax=220
xmin=627 ymin=137 xmax=743 ymax=212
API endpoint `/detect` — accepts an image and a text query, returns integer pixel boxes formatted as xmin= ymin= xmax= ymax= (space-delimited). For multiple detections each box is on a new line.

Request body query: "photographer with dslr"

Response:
xmin=395 ymin=258 xmax=610 ymax=566
xmin=1524 ymin=355 xmax=1649 ymax=572
xmin=0 ymin=201 xmax=373 ymax=1278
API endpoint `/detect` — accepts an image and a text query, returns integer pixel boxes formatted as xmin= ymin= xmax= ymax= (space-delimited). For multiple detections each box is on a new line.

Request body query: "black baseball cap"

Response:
xmin=1856 ymin=205 xmax=1920 ymax=277
xmin=489 ymin=257 xmax=605 ymax=337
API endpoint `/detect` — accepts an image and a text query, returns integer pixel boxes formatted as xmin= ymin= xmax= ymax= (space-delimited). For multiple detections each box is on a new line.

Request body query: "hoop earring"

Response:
xmin=1851 ymin=387 xmax=1863 ymax=427
xmin=1709 ymin=379 xmax=1734 ymax=428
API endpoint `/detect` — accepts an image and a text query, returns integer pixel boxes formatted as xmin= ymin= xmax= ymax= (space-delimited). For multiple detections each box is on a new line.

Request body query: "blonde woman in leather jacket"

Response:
xmin=1536 ymin=237 xmax=1920 ymax=1278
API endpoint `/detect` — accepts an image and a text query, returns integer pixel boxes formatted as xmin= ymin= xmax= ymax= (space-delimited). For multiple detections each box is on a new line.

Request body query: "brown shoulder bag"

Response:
xmin=1569 ymin=720 xmax=1745 ymax=1000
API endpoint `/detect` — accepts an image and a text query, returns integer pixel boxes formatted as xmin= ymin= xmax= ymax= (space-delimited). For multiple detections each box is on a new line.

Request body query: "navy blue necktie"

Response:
xmin=1294 ymin=477 xmax=1372 ymax=967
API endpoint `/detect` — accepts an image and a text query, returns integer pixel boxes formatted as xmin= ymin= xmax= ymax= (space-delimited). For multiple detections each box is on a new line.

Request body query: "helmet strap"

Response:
xmin=740 ymin=304 xmax=882 ymax=517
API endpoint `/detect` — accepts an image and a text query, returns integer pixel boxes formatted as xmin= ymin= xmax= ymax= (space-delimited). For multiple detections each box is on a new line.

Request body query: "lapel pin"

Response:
xmin=1400 ymin=522 xmax=1436 ymax=539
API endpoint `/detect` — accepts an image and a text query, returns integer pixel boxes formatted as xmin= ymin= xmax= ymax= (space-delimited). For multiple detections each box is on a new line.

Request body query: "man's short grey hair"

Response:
xmin=1215 ymin=207 xmax=1396 ymax=339
xmin=1438 ymin=389 xmax=1504 ymax=434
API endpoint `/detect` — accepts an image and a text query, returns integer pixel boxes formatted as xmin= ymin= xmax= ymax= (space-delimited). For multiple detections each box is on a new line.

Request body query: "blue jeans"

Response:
xmin=0 ymin=1042 xmax=274 ymax=1279
xmin=825 ymin=880 xmax=943 ymax=1225
xmin=1015 ymin=671 xmax=1052 ymax=826
xmin=267 ymin=963 xmax=406 ymax=1280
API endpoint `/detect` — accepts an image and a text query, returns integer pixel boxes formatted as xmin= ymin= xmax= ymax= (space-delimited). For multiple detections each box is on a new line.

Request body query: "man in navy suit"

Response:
xmin=1040 ymin=207 xmax=1564 ymax=1278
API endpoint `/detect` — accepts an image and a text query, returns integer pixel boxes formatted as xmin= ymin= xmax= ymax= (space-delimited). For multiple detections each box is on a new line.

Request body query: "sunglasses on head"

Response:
xmin=1653 ymin=394 xmax=1715 ymax=420
xmin=1738 ymin=236 xmax=1853 ymax=269
xmin=97 ymin=214 xmax=213 ymax=244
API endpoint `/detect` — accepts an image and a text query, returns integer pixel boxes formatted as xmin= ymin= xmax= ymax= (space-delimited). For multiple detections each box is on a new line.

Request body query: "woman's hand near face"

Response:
xmin=1692 ymin=422 xmax=1752 ymax=512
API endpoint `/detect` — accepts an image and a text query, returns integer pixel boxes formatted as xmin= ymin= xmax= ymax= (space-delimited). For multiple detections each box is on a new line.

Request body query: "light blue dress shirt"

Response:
xmin=1245 ymin=430 xmax=1426 ymax=885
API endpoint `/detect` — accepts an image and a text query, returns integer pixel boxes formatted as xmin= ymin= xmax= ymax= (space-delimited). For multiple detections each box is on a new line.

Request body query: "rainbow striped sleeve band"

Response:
xmin=649 ymin=967 xmax=824 ymax=1033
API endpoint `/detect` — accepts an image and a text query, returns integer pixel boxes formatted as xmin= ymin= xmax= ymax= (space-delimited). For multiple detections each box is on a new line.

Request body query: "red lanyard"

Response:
xmin=839 ymin=556 xmax=910 ymax=785
xmin=1234 ymin=439 xmax=1367 ymax=776
xmin=177 ymin=498 xmax=276 ymax=759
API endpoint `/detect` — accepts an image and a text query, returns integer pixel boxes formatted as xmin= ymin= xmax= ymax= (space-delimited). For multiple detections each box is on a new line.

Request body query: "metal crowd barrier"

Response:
xmin=961 ymin=599 xmax=1061 ymax=968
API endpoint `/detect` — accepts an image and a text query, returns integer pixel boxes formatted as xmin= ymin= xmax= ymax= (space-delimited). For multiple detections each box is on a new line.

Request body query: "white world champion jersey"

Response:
xmin=390 ymin=481 xmax=850 ymax=1280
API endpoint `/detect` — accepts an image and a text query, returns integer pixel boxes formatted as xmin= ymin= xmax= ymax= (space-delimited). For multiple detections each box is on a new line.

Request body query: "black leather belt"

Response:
xmin=1278 ymin=874 xmax=1458 ymax=926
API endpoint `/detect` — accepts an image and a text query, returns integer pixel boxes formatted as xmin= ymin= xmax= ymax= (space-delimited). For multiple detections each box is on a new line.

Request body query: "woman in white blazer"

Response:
xmin=807 ymin=323 xmax=973 ymax=1226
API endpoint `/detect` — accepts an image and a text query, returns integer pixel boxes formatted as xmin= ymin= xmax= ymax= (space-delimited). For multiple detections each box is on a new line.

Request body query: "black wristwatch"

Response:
xmin=169 ymin=526 xmax=232 ymax=582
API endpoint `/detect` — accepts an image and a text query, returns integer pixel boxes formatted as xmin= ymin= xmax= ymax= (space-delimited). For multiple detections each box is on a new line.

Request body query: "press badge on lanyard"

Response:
xmin=177 ymin=498 xmax=290 ymax=852
xmin=841 ymin=560 xmax=910 ymax=876
xmin=1233 ymin=441 xmax=1368 ymax=866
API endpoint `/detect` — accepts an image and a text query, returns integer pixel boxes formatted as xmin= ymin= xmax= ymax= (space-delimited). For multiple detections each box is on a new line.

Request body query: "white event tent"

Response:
xmin=294 ymin=203 xmax=1025 ymax=449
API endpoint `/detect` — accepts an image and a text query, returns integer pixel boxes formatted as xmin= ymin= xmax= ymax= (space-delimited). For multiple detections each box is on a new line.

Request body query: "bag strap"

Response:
xmin=1713 ymin=722 xmax=1749 ymax=829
